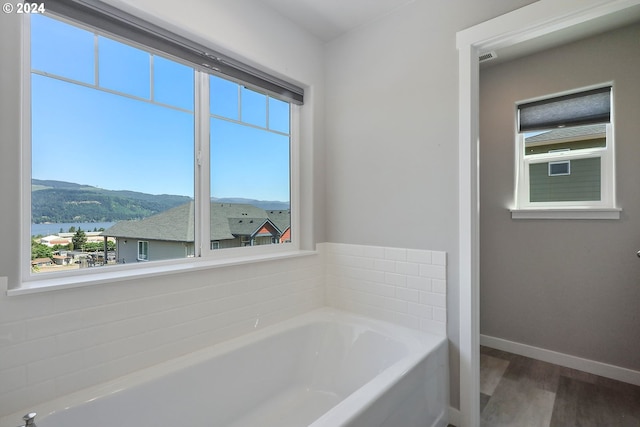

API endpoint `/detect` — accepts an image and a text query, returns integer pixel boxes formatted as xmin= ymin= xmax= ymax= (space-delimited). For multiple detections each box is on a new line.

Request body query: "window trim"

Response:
xmin=512 ymin=84 xmax=620 ymax=219
xmin=17 ymin=9 xmax=306 ymax=293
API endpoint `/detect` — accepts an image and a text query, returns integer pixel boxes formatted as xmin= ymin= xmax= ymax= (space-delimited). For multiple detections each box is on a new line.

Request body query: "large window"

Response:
xmin=514 ymin=86 xmax=616 ymax=215
xmin=24 ymin=6 xmax=302 ymax=282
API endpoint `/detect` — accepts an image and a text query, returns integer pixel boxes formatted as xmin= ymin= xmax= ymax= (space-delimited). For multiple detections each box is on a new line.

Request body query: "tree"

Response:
xmin=31 ymin=239 xmax=53 ymax=260
xmin=72 ymin=228 xmax=87 ymax=251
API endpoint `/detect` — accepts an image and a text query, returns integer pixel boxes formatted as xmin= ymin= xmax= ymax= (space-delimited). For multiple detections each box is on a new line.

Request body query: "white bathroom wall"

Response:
xmin=0 ymin=0 xmax=326 ymax=419
xmin=323 ymin=0 xmax=539 ymax=408
xmin=324 ymin=243 xmax=447 ymax=336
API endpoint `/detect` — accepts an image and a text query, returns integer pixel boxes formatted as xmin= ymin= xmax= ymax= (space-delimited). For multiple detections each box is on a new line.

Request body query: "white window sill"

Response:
xmin=8 ymin=249 xmax=317 ymax=296
xmin=510 ymin=207 xmax=621 ymax=220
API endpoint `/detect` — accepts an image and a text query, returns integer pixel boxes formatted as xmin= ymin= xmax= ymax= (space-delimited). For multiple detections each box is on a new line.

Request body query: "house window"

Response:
xmin=137 ymin=241 xmax=149 ymax=261
xmin=23 ymin=5 xmax=303 ymax=284
xmin=514 ymin=86 xmax=616 ymax=213
xmin=548 ymin=160 xmax=570 ymax=176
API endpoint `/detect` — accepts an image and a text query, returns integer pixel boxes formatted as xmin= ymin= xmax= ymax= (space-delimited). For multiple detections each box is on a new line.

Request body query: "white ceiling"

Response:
xmin=260 ymin=0 xmax=415 ymax=41
xmin=261 ymin=0 xmax=640 ymax=64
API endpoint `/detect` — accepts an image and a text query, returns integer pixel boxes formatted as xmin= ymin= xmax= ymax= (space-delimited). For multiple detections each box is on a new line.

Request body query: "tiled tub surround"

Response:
xmin=324 ymin=243 xmax=447 ymax=336
xmin=0 ymin=255 xmax=324 ymax=419
xmin=0 ymin=243 xmax=448 ymax=420
xmin=1 ymin=309 xmax=449 ymax=427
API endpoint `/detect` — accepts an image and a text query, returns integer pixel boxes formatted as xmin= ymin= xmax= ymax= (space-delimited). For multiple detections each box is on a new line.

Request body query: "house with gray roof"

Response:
xmin=103 ymin=202 xmax=289 ymax=263
xmin=524 ymin=124 xmax=606 ymax=202
xmin=524 ymin=123 xmax=606 ymax=153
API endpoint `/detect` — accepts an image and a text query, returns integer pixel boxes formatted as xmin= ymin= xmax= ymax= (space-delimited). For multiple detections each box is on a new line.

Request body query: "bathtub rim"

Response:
xmin=1 ymin=307 xmax=447 ymax=427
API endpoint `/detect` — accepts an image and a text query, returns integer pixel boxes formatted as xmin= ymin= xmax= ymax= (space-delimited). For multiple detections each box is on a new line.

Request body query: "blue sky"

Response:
xmin=30 ymin=14 xmax=290 ymax=201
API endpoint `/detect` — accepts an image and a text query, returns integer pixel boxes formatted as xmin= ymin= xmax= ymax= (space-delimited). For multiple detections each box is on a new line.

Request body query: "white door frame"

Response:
xmin=456 ymin=1 xmax=640 ymax=426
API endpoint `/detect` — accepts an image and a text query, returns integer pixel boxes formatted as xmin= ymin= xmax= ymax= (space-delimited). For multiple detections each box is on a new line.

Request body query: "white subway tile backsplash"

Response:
xmin=420 ymin=264 xmax=447 ymax=280
xmin=420 ymin=318 xmax=446 ymax=335
xmin=0 ymin=254 xmax=325 ymax=419
xmin=393 ymin=312 xmax=421 ymax=330
xmin=407 ymin=276 xmax=431 ymax=292
xmin=0 ymin=337 xmax=56 ymax=371
xmin=27 ymin=350 xmax=86 ymax=385
xmin=373 ymin=258 xmax=396 ymax=272
xmin=407 ymin=249 xmax=432 ymax=264
xmin=384 ymin=247 xmax=407 ymax=262
xmin=431 ymin=251 xmax=447 ymax=266
xmin=324 ymin=243 xmax=447 ymax=336
xmin=0 ymin=244 xmax=447 ymax=420
xmin=362 ymin=245 xmax=385 ymax=259
xmin=367 ymin=282 xmax=397 ymax=298
xmin=395 ymin=261 xmax=420 ymax=276
xmin=0 ymin=321 xmax=25 ymax=348
xmin=396 ymin=287 xmax=420 ymax=303
xmin=25 ymin=310 xmax=85 ymax=341
xmin=385 ymin=272 xmax=407 ymax=287
xmin=421 ymin=292 xmax=447 ymax=308
xmin=0 ymin=366 xmax=26 ymax=395
xmin=433 ymin=307 xmax=447 ymax=323
xmin=408 ymin=302 xmax=433 ymax=319
xmin=0 ymin=379 xmax=55 ymax=420
xmin=431 ymin=279 xmax=447 ymax=294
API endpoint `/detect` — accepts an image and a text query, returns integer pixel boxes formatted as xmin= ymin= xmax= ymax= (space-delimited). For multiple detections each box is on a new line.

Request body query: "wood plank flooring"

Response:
xmin=478 ymin=346 xmax=640 ymax=427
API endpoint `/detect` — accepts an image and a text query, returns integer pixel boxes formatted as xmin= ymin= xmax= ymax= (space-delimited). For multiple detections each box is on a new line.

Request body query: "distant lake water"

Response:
xmin=32 ymin=222 xmax=116 ymax=236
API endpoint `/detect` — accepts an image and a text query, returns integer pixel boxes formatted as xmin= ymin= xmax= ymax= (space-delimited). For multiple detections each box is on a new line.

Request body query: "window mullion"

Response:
xmin=524 ymin=147 xmax=605 ymax=164
xmin=194 ymin=71 xmax=210 ymax=257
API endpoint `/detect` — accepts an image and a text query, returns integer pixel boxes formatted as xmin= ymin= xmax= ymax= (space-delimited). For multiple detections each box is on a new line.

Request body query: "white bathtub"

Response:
xmin=2 ymin=308 xmax=448 ymax=427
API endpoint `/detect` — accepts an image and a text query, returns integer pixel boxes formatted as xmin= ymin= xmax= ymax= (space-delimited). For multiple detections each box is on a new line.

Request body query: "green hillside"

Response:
xmin=31 ymin=180 xmax=192 ymax=223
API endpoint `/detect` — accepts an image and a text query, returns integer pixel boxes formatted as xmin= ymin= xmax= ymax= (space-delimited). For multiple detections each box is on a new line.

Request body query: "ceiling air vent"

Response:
xmin=479 ymin=51 xmax=497 ymax=63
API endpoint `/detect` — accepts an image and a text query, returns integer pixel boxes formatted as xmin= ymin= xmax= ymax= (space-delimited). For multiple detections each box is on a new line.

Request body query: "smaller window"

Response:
xmin=137 ymin=241 xmax=149 ymax=261
xmin=514 ymin=86 xmax=615 ymax=212
xmin=210 ymin=241 xmax=220 ymax=250
xmin=548 ymin=161 xmax=570 ymax=176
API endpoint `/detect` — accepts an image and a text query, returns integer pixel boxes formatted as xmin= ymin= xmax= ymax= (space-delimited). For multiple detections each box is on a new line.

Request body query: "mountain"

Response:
xmin=31 ymin=180 xmax=290 ymax=223
xmin=211 ymin=197 xmax=290 ymax=211
xmin=31 ymin=180 xmax=193 ymax=223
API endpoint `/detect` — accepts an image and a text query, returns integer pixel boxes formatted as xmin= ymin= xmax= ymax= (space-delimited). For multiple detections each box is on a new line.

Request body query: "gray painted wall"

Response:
xmin=324 ymin=0 xmax=538 ymax=408
xmin=480 ymin=23 xmax=640 ymax=371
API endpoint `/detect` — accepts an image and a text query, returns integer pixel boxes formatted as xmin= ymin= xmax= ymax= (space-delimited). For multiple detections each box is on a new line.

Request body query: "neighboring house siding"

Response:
xmin=529 ymin=157 xmax=601 ymax=202
xmin=115 ymin=240 xmax=138 ymax=264
xmin=146 ymin=240 xmax=192 ymax=262
xmin=217 ymin=237 xmax=242 ymax=249
xmin=254 ymin=236 xmax=273 ymax=245
xmin=116 ymin=239 xmax=191 ymax=263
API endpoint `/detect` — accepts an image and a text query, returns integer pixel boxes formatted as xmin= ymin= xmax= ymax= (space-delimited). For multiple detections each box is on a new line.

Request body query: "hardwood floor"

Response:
xmin=478 ymin=346 xmax=640 ymax=427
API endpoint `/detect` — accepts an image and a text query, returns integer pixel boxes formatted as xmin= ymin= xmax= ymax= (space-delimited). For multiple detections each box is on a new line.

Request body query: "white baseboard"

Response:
xmin=447 ymin=407 xmax=460 ymax=426
xmin=481 ymin=334 xmax=640 ymax=387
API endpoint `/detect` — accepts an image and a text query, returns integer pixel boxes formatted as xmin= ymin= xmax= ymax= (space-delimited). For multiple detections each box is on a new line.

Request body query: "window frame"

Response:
xmin=512 ymin=84 xmax=620 ymax=219
xmin=17 ymin=10 xmax=307 ymax=294
xmin=548 ymin=160 xmax=570 ymax=177
xmin=137 ymin=241 xmax=149 ymax=261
